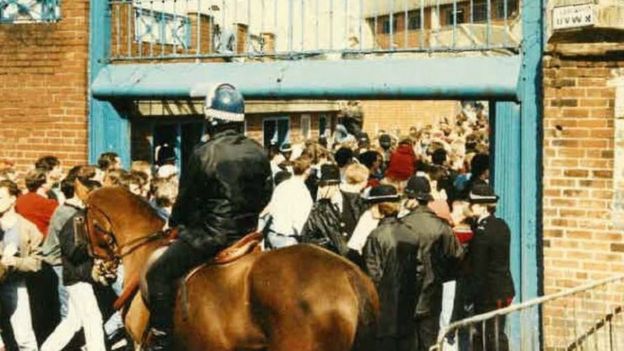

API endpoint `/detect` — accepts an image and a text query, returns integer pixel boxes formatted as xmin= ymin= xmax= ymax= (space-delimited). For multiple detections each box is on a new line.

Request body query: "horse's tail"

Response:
xmin=347 ymin=268 xmax=379 ymax=351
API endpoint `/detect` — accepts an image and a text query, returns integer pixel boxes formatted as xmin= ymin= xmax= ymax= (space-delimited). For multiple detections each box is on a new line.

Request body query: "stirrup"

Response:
xmin=142 ymin=327 xmax=172 ymax=351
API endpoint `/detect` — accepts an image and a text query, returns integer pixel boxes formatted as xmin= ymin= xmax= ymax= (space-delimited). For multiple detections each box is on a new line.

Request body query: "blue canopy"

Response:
xmin=92 ymin=56 xmax=521 ymax=100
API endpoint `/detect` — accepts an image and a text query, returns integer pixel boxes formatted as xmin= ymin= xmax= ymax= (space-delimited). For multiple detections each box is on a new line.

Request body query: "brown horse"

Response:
xmin=84 ymin=187 xmax=379 ymax=351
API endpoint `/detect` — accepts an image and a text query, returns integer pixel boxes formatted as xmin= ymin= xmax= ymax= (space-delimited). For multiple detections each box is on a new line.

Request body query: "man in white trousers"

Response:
xmin=40 ymin=167 xmax=106 ymax=351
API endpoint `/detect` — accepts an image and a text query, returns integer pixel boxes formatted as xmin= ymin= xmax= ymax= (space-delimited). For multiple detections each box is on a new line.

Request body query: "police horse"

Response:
xmin=84 ymin=187 xmax=379 ymax=351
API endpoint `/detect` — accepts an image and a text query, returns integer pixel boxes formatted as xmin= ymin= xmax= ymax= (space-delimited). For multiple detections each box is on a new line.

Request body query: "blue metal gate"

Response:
xmin=89 ymin=0 xmax=544 ymax=348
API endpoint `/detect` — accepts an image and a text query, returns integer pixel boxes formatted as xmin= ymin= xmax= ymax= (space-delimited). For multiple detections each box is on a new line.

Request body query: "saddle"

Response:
xmin=213 ymin=231 xmax=263 ymax=265
xmin=114 ymin=231 xmax=263 ymax=312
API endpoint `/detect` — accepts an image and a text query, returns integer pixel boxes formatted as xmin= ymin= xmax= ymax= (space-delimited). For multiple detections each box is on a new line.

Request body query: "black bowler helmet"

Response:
xmin=204 ymin=83 xmax=245 ymax=122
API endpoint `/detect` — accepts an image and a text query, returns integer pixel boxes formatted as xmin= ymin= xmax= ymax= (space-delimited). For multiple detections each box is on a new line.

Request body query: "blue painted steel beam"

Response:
xmin=92 ymin=56 xmax=521 ymax=100
xmin=89 ymin=0 xmax=131 ymax=168
xmin=492 ymin=101 xmax=522 ymax=349
xmin=517 ymin=0 xmax=544 ymax=349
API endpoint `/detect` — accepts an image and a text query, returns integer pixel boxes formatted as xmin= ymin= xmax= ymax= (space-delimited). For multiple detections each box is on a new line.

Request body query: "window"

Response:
xmin=263 ymin=117 xmax=290 ymax=149
xmin=301 ymin=114 xmax=311 ymax=140
xmin=319 ymin=114 xmax=332 ymax=138
xmin=444 ymin=8 xmax=465 ymax=26
xmin=473 ymin=0 xmax=518 ymax=22
xmin=152 ymin=122 xmax=204 ymax=173
xmin=381 ymin=17 xmax=397 ymax=34
xmin=473 ymin=1 xmax=488 ymax=22
xmin=408 ymin=12 xmax=422 ymax=30
xmin=495 ymin=0 xmax=518 ymax=19
xmin=0 ymin=0 xmax=60 ymax=23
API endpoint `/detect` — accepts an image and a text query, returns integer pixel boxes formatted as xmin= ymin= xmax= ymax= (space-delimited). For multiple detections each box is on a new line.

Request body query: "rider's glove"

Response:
xmin=91 ymin=259 xmax=118 ymax=286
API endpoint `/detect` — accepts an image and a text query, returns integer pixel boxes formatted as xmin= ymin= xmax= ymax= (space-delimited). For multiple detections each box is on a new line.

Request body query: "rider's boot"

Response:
xmin=143 ymin=293 xmax=174 ymax=351
xmin=107 ymin=327 xmax=134 ymax=351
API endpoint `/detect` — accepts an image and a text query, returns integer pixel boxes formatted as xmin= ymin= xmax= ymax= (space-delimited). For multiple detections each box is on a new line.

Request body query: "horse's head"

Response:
xmin=84 ymin=186 xmax=168 ymax=262
xmin=85 ymin=201 xmax=119 ymax=261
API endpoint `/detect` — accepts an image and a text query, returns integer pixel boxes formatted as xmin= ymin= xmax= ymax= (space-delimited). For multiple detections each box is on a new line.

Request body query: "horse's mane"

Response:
xmin=88 ymin=186 xmax=165 ymax=226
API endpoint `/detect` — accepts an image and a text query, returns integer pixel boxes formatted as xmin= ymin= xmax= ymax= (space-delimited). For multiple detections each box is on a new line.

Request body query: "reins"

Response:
xmin=85 ymin=202 xmax=178 ymax=313
xmin=87 ymin=204 xmax=175 ymax=259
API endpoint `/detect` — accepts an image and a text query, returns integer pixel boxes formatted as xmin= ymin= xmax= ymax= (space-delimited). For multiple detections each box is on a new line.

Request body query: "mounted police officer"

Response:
xmin=143 ymin=83 xmax=274 ymax=350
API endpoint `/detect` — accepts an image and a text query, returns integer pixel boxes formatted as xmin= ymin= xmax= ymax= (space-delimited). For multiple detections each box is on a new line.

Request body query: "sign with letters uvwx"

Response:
xmin=553 ymin=4 xmax=595 ymax=30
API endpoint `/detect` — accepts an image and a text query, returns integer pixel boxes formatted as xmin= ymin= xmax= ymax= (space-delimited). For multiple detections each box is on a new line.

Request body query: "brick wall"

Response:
xmin=361 ymin=100 xmax=461 ymax=136
xmin=0 ymin=0 xmax=90 ymax=174
xmin=542 ymin=47 xmax=624 ymax=348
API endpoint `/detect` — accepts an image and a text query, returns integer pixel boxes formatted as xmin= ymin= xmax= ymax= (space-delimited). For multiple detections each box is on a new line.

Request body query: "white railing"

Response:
xmin=0 ymin=0 xmax=60 ymax=23
xmin=108 ymin=0 xmax=522 ymax=61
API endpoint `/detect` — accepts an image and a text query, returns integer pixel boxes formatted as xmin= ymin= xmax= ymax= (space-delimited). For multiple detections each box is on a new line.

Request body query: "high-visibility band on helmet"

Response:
xmin=468 ymin=192 xmax=499 ymax=204
xmin=204 ymin=108 xmax=245 ymax=122
xmin=363 ymin=194 xmax=401 ymax=203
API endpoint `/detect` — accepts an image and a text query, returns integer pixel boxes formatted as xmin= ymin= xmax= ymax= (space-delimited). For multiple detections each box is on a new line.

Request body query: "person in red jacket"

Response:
xmin=385 ymin=138 xmax=417 ymax=183
xmin=15 ymin=168 xmax=58 ymax=237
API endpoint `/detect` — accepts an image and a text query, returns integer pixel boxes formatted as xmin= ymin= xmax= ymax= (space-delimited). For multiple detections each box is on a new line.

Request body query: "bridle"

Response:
xmin=86 ymin=204 xmax=173 ymax=260
xmin=85 ymin=202 xmax=178 ymax=314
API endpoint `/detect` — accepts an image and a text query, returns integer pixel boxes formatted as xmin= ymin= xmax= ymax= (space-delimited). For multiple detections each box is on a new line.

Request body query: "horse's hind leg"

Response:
xmin=267 ymin=314 xmax=355 ymax=351
xmin=266 ymin=329 xmax=314 ymax=351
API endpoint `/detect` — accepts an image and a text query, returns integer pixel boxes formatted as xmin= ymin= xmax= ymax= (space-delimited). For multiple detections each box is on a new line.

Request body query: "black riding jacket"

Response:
xmin=170 ymin=129 xmax=273 ymax=250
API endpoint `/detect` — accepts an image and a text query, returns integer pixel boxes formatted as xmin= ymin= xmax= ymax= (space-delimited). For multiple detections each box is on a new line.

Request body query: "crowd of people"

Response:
xmin=0 ymin=101 xmax=514 ymax=351
xmin=260 ymin=102 xmax=514 ymax=351
xmin=0 ymin=153 xmax=179 ymax=351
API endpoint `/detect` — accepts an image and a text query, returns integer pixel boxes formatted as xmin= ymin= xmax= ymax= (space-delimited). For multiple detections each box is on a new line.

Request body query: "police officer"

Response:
xmin=401 ymin=176 xmax=463 ymax=351
xmin=143 ymin=83 xmax=273 ymax=350
xmin=467 ymin=183 xmax=515 ymax=351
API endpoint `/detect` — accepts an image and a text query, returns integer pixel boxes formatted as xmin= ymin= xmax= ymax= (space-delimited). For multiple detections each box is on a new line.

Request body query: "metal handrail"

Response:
xmin=431 ymin=273 xmax=624 ymax=351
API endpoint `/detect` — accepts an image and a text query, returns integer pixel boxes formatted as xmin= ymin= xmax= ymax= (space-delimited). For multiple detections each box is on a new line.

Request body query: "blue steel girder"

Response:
xmin=91 ymin=55 xmax=521 ymax=101
xmin=89 ymin=0 xmax=131 ymax=168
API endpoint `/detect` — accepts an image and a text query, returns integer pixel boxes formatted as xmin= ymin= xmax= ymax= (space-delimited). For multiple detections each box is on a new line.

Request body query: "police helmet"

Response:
xmin=204 ymin=83 xmax=245 ymax=122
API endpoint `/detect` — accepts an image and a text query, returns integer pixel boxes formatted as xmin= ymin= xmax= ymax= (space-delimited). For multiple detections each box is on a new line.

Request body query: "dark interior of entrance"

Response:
xmin=131 ymin=119 xmax=205 ymax=173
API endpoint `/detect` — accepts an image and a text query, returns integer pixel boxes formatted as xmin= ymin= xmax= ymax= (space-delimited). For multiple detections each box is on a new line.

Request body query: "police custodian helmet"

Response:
xmin=204 ymin=83 xmax=245 ymax=122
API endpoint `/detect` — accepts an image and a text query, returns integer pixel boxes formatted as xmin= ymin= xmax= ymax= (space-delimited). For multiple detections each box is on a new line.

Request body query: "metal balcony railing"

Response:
xmin=108 ymin=0 xmax=522 ymax=62
xmin=0 ymin=0 xmax=61 ymax=24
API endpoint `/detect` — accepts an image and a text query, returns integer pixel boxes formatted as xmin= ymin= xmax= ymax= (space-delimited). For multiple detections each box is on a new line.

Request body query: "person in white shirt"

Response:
xmin=345 ymin=186 xmax=390 ymax=268
xmin=269 ymin=145 xmax=286 ymax=178
xmin=265 ymin=155 xmax=313 ymax=249
xmin=347 ymin=207 xmax=379 ymax=255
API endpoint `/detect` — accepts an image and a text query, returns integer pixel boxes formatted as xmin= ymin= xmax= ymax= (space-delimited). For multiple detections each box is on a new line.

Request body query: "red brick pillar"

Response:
xmin=261 ymin=32 xmax=275 ymax=54
xmin=541 ymin=46 xmax=623 ymax=348
xmin=110 ymin=1 xmax=136 ymax=58
xmin=188 ymin=13 xmax=213 ymax=55
xmin=234 ymin=23 xmax=248 ymax=54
